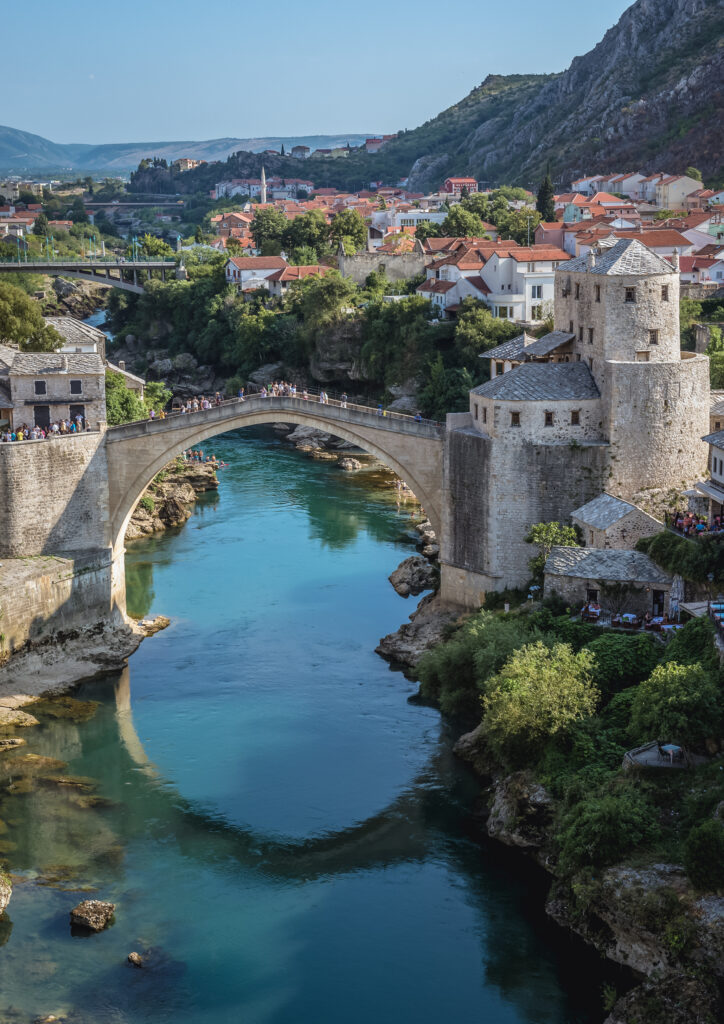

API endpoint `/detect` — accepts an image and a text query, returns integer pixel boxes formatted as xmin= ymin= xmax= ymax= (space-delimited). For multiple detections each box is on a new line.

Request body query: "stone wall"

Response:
xmin=470 ymin=394 xmax=602 ymax=443
xmin=544 ymin=571 xmax=671 ymax=617
xmin=604 ymin=354 xmax=710 ymax=496
xmin=0 ymin=551 xmax=119 ymax=656
xmin=338 ymin=250 xmax=427 ymax=286
xmin=0 ymin=433 xmax=110 ymax=557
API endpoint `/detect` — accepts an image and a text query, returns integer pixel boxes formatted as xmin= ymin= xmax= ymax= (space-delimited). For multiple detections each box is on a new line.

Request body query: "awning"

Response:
xmin=694 ymin=480 xmax=724 ymax=503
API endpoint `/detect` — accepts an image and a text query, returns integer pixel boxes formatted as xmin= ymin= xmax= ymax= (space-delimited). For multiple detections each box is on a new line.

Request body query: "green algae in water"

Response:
xmin=31 ymin=696 xmax=100 ymax=723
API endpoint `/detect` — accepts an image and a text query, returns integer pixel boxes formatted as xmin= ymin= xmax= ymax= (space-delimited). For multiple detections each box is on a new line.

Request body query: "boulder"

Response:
xmin=387 ymin=396 xmax=419 ymax=415
xmin=486 ymin=771 xmax=553 ymax=850
xmin=127 ymin=951 xmax=143 ymax=968
xmin=248 ymin=362 xmax=284 ymax=385
xmin=125 ymin=334 xmax=137 ymax=347
xmin=422 ymin=543 xmax=439 ymax=559
xmin=0 ymin=871 xmax=11 ymax=914
xmin=148 ymin=357 xmax=173 ymax=378
xmin=69 ymin=899 xmax=115 ymax=932
xmin=172 ymin=352 xmax=197 ymax=373
xmin=338 ymin=458 xmax=362 ymax=471
xmin=388 ymin=556 xmax=438 ymax=597
xmin=0 ymin=708 xmax=39 ymax=728
xmin=287 ymin=425 xmax=333 ymax=446
xmin=0 ymin=738 xmax=26 ymax=752
xmin=376 ymin=593 xmax=458 ymax=668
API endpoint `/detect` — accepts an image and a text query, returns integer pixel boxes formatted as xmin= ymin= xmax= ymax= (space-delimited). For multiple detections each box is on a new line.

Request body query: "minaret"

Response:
xmin=260 ymin=165 xmax=267 ymax=204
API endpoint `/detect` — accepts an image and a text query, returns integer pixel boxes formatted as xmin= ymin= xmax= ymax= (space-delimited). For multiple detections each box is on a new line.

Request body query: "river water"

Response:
xmin=0 ymin=428 xmax=612 ymax=1024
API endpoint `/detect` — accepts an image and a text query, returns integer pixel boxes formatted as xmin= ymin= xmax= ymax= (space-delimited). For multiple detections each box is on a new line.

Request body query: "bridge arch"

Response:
xmin=105 ymin=396 xmax=445 ymax=559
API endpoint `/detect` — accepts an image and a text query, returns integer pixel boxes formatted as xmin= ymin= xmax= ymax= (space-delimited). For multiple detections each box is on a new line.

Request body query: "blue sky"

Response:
xmin=8 ymin=0 xmax=634 ymax=143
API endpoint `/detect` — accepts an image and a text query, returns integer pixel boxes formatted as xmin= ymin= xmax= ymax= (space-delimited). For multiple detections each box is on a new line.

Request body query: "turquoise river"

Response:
xmin=0 ymin=428 xmax=617 ymax=1023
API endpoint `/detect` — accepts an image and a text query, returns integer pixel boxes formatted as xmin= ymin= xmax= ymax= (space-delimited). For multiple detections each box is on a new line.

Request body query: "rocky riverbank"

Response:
xmin=452 ymin=734 xmax=724 ymax=1023
xmin=125 ymin=460 xmax=218 ymax=541
xmin=41 ymin=277 xmax=108 ymax=319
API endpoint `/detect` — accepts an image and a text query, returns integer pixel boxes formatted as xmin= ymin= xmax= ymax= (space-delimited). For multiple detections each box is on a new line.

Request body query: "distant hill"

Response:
xmin=0 ymin=126 xmax=374 ymax=174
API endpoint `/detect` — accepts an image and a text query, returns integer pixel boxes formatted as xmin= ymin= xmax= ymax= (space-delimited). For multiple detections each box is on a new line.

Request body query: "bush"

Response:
xmin=629 ymin=662 xmax=722 ymax=750
xmin=481 ymin=641 xmax=600 ymax=763
xmin=557 ymin=790 xmax=660 ymax=872
xmin=585 ymin=633 xmax=659 ymax=694
xmin=139 ymin=496 xmax=155 ymax=514
xmin=683 ymin=819 xmax=724 ymax=890
xmin=637 ymin=531 xmax=724 ymax=585
xmin=661 ymin=616 xmax=719 ymax=672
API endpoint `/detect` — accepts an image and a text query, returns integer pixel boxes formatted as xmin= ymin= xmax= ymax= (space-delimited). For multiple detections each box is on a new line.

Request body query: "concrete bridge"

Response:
xmin=105 ymin=395 xmax=446 ymax=556
xmin=0 ymin=258 xmax=177 ymax=294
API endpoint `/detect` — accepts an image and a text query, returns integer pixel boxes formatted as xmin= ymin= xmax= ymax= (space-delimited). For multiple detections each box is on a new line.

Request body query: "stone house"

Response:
xmin=224 ymin=256 xmax=288 ymax=291
xmin=45 ymin=316 xmax=107 ymax=362
xmin=266 ymin=264 xmax=328 ymax=298
xmin=440 ymin=236 xmax=709 ymax=605
xmin=0 ymin=345 xmax=106 ymax=431
xmin=571 ymin=492 xmax=662 ymax=548
xmin=482 ymin=330 xmax=575 ymax=380
xmin=543 ymin=547 xmax=673 ymax=617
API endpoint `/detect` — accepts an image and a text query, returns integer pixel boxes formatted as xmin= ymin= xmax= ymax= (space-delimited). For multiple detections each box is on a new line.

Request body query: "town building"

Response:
xmin=224 ymin=255 xmax=288 ymax=291
xmin=265 ymin=264 xmax=328 ymax=298
xmin=570 ymin=493 xmax=662 ymax=549
xmin=445 ymin=237 xmax=710 ymax=598
xmin=442 ymin=177 xmax=479 ymax=197
xmin=0 ymin=344 xmax=106 ymax=432
xmin=543 ymin=547 xmax=673 ymax=618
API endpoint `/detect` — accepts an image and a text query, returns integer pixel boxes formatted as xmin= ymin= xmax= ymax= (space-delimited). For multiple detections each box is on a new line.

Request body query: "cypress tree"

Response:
xmin=536 ymin=173 xmax=555 ymax=221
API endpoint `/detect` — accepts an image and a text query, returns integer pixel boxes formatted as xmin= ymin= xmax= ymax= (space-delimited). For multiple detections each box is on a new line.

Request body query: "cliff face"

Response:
xmin=406 ymin=0 xmax=724 ymax=189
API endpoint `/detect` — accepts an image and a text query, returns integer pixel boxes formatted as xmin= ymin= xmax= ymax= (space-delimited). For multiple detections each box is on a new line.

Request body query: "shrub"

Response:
xmin=139 ymin=495 xmax=155 ymax=514
xmin=481 ymin=641 xmax=600 ymax=763
xmin=557 ymin=790 xmax=660 ymax=872
xmin=585 ymin=633 xmax=659 ymax=694
xmin=661 ymin=616 xmax=719 ymax=672
xmin=629 ymin=662 xmax=721 ymax=750
xmin=684 ymin=819 xmax=724 ymax=890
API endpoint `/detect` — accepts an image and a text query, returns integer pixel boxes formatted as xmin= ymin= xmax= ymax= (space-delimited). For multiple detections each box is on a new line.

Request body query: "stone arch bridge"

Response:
xmin=105 ymin=395 xmax=446 ymax=559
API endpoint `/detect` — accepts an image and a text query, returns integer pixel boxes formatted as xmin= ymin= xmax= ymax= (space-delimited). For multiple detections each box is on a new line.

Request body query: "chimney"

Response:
xmin=672 ymin=248 xmax=680 ymax=271
xmin=118 ymin=360 xmax=126 ymax=371
xmin=587 ymin=248 xmax=596 ymax=269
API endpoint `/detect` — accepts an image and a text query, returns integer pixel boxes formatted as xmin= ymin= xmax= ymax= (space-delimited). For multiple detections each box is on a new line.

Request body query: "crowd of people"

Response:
xmin=182 ymin=449 xmax=228 ymax=468
xmin=173 ymin=393 xmax=225 ymax=415
xmin=1 ymin=415 xmax=90 ymax=442
xmin=670 ymin=510 xmax=721 ymax=536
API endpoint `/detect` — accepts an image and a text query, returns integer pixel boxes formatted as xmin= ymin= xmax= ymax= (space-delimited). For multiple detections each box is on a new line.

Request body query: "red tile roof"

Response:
xmin=226 ymin=256 xmax=287 ymax=270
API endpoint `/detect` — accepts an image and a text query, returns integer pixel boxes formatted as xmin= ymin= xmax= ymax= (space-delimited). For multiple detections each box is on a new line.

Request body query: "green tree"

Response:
xmin=440 ymin=205 xmax=486 ymax=238
xmin=412 ymin=220 xmax=441 ymax=244
xmin=536 ymin=172 xmax=555 ymax=221
xmin=496 ymin=207 xmax=542 ymax=245
xmin=0 ymin=280 xmax=63 ymax=351
xmin=282 ymin=210 xmax=329 ymax=255
xmin=461 ymin=193 xmax=492 ymax=222
xmin=481 ymin=641 xmax=599 ymax=762
xmin=194 ymin=224 xmax=204 ymax=244
xmin=329 ymin=209 xmax=367 ymax=252
xmin=418 ymin=354 xmax=474 ymax=421
xmin=32 ymin=212 xmax=49 ymax=237
xmin=686 ymin=167 xmax=703 ymax=182
xmin=525 ymin=521 xmax=580 ymax=583
xmin=70 ymin=197 xmax=88 ymax=224
xmin=684 ymin=820 xmax=724 ymax=890
xmin=585 ymin=633 xmax=658 ymax=694
xmin=557 ymin=790 xmax=660 ymax=872
xmin=628 ymin=662 xmax=721 ymax=749
xmin=706 ymin=325 xmax=723 ymax=354
xmin=126 ymin=233 xmax=174 ymax=260
xmin=250 ymin=206 xmax=288 ymax=252
xmin=289 ymin=245 xmax=319 ymax=266
xmin=453 ymin=298 xmax=519 ymax=369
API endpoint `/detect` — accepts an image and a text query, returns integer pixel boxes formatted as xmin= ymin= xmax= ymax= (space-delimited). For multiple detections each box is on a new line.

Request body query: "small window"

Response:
xmin=649 ymin=329 xmax=659 ymax=346
xmin=569 ymin=319 xmax=574 ymax=333
xmin=636 ymin=351 xmax=650 ymax=362
xmin=586 ymin=588 xmax=598 ymax=603
xmin=571 ymin=410 xmax=580 ymax=425
xmin=576 ymin=353 xmax=581 ymax=361
xmin=574 ymin=282 xmax=580 ymax=299
xmin=34 ymin=379 xmax=46 ymax=395
xmin=588 ymin=357 xmax=593 ymax=369
xmin=544 ymin=411 xmax=554 ymax=427
xmin=716 ymin=420 xmax=721 ymax=430
xmin=625 ymin=287 xmax=636 ymax=303
xmin=70 ymin=379 xmax=82 ymax=394
xmin=588 ymin=327 xmax=594 ymax=344
xmin=482 ymin=406 xmax=487 ymax=424
xmin=532 ymin=284 xmax=542 ymax=299
xmin=661 ymin=285 xmax=669 ymax=301
xmin=496 ymin=362 xmax=504 ymax=376
xmin=595 ymin=284 xmax=601 ymax=303
xmin=510 ymin=411 xmax=520 ymax=427
xmin=473 ymin=402 xmax=478 ymax=420
xmin=578 ymin=325 xmax=583 ymax=341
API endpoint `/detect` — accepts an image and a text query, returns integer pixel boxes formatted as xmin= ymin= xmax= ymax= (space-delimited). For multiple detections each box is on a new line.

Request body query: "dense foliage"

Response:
xmin=105 ymin=371 xmax=172 ymax=425
xmin=0 ymin=281 xmax=63 ymax=351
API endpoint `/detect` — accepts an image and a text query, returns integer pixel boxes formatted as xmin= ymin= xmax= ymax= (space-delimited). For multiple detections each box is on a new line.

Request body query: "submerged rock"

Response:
xmin=70 ymin=899 xmax=115 ymax=932
xmin=31 ymin=696 xmax=99 ymax=724
xmin=388 ymin=556 xmax=438 ymax=597
xmin=127 ymin=951 xmax=143 ymax=968
xmin=0 ymin=738 xmax=26 ymax=753
xmin=338 ymin=458 xmax=362 ymax=471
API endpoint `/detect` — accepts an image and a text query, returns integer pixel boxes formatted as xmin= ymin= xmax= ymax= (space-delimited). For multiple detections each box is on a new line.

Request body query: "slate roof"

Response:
xmin=44 ymin=317 xmax=105 ymax=347
xmin=482 ymin=332 xmax=537 ymax=361
xmin=571 ymin=492 xmax=640 ymax=530
xmin=471 ymin=362 xmax=600 ymax=401
xmin=702 ymin=428 xmax=724 ymax=451
xmin=0 ymin=380 xmax=11 ymax=405
xmin=564 ymin=237 xmax=676 ymax=276
xmin=11 ymin=351 xmax=104 ymax=374
xmin=523 ymin=330 xmax=575 ymax=357
xmin=0 ymin=344 xmax=16 ymax=372
xmin=544 ymin=546 xmax=672 ymax=585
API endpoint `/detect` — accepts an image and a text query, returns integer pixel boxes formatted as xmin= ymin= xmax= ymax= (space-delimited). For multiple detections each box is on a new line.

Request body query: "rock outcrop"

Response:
xmin=388 ymin=556 xmax=438 ymax=597
xmin=0 ymin=872 xmax=11 ymax=914
xmin=376 ymin=593 xmax=458 ymax=668
xmin=69 ymin=899 xmax=115 ymax=932
xmin=125 ymin=461 xmax=218 ymax=540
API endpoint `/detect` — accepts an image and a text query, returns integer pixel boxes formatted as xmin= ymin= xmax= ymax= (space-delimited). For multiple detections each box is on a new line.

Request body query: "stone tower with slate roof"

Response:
xmin=440 ymin=238 xmax=710 ymax=603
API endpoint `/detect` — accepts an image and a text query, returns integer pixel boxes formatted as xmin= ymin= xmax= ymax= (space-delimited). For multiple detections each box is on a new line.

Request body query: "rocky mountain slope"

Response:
xmin=403 ymin=0 xmax=724 ymax=189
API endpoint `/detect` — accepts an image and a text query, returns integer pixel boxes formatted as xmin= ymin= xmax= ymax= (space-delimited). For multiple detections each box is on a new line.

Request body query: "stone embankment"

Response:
xmin=125 ymin=460 xmax=218 ymax=540
xmin=452 ymin=738 xmax=724 ymax=1024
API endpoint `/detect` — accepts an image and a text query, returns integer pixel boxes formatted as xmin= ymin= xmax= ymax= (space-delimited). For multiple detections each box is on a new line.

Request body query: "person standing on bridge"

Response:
xmin=341 ymin=393 xmax=348 ymax=408
xmin=237 ymin=387 xmax=245 ymax=402
xmin=149 ymin=408 xmax=155 ymax=420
